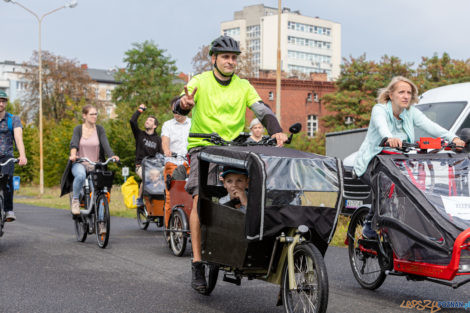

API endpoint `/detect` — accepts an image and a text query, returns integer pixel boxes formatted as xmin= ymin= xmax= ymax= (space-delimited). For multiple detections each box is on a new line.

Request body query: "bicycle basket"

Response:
xmin=92 ymin=170 xmax=114 ymax=189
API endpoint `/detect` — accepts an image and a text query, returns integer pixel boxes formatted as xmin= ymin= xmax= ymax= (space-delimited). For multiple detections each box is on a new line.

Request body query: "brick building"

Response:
xmin=247 ymin=72 xmax=336 ymax=136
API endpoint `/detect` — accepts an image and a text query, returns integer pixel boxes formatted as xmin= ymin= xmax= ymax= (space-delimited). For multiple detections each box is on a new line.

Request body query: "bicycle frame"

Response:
xmin=80 ymin=174 xmax=109 ymax=218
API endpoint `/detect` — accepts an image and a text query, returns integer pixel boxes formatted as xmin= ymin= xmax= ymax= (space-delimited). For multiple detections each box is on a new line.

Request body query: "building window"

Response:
xmin=106 ymin=106 xmax=113 ymax=116
xmin=268 ymin=91 xmax=274 ymax=101
xmin=223 ymin=27 xmax=240 ymax=37
xmin=287 ymin=21 xmax=331 ymax=36
xmin=307 ymin=93 xmax=312 ymax=102
xmin=307 ymin=115 xmax=318 ymax=137
xmin=314 ymin=93 xmax=319 ymax=102
xmin=106 ymin=89 xmax=112 ymax=100
xmin=287 ymin=36 xmax=331 ymax=50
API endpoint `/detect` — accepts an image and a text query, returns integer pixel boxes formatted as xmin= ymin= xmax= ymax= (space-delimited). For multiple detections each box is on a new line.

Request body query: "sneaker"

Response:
xmin=191 ymin=261 xmax=207 ymax=291
xmin=5 ymin=211 xmax=16 ymax=222
xmin=99 ymin=222 xmax=107 ymax=235
xmin=71 ymin=199 xmax=81 ymax=215
xmin=362 ymin=220 xmax=378 ymax=239
xmin=136 ymin=197 xmax=144 ymax=207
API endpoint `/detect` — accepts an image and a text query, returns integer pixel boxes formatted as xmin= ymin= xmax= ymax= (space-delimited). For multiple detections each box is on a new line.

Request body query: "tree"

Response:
xmin=21 ymin=51 xmax=95 ymax=122
xmin=106 ymin=41 xmax=182 ymax=176
xmin=415 ymin=52 xmax=470 ymax=92
xmin=191 ymin=43 xmax=258 ymax=78
xmin=322 ymin=54 xmax=414 ymax=131
xmin=191 ymin=44 xmax=212 ymax=75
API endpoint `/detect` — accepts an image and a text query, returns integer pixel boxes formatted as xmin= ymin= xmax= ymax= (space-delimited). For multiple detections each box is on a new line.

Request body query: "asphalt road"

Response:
xmin=0 ymin=204 xmax=469 ymax=313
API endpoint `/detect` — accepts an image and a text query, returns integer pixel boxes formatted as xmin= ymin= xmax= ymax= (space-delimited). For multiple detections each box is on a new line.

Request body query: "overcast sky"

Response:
xmin=1 ymin=0 xmax=469 ymax=74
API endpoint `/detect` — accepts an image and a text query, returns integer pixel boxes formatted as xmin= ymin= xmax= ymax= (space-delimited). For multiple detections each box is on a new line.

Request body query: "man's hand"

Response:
xmin=112 ymin=155 xmax=120 ymax=162
xmin=271 ymin=132 xmax=288 ymax=147
xmin=138 ymin=104 xmax=146 ymax=111
xmin=180 ymin=86 xmax=197 ymax=111
xmin=69 ymin=155 xmax=77 ymax=162
xmin=18 ymin=155 xmax=27 ymax=166
xmin=164 ymin=151 xmax=172 ymax=157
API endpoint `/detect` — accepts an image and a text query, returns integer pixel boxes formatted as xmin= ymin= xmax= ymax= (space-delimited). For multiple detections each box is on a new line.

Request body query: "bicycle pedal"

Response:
xmin=223 ymin=274 xmax=241 ymax=285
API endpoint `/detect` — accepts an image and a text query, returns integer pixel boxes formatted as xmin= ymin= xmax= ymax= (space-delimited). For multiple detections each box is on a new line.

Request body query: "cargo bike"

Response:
xmin=137 ymin=154 xmax=193 ymax=256
xmin=192 ymin=125 xmax=344 ymax=313
xmin=347 ymin=136 xmax=470 ymax=291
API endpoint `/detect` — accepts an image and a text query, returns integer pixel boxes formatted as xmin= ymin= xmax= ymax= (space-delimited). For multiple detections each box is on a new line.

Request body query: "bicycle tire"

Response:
xmin=281 ymin=242 xmax=329 ymax=313
xmin=136 ymin=205 xmax=149 ymax=230
xmin=0 ymin=193 xmax=4 ymax=237
xmin=348 ymin=207 xmax=386 ymax=290
xmin=95 ymin=194 xmax=110 ymax=248
xmin=169 ymin=210 xmax=187 ymax=257
xmin=200 ymin=264 xmax=219 ymax=296
xmin=74 ymin=214 xmax=87 ymax=242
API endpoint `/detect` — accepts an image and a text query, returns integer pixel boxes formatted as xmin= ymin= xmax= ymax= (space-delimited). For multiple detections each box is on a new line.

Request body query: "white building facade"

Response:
xmin=221 ymin=5 xmax=341 ymax=80
xmin=0 ymin=60 xmax=118 ymax=118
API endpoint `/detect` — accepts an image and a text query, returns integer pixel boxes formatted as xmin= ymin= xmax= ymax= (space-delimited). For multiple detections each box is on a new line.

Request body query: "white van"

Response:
xmin=342 ymin=82 xmax=470 ymax=213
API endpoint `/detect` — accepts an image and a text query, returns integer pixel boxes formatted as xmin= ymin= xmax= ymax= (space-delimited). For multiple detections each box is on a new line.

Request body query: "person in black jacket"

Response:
xmin=130 ymin=104 xmax=163 ymax=205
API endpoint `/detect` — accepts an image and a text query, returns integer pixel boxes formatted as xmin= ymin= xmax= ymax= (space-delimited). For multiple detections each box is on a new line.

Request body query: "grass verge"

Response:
xmin=14 ymin=185 xmax=349 ymax=247
xmin=14 ymin=185 xmax=136 ymax=219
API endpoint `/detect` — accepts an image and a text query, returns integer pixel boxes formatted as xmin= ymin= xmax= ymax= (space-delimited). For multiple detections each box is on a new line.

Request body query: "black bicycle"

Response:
xmin=0 ymin=157 xmax=18 ymax=237
xmin=72 ymin=157 xmax=117 ymax=248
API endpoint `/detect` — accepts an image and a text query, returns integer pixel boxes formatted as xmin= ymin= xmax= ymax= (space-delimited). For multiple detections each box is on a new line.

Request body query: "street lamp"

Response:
xmin=4 ymin=0 xmax=78 ymax=194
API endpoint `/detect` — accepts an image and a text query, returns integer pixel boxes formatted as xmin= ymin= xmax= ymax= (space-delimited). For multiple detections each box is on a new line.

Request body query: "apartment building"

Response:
xmin=0 ymin=60 xmax=119 ymax=118
xmin=221 ymin=4 xmax=341 ymax=80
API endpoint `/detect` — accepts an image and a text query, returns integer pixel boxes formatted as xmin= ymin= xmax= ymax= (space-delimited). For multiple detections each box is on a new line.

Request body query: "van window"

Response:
xmin=415 ymin=101 xmax=467 ymax=138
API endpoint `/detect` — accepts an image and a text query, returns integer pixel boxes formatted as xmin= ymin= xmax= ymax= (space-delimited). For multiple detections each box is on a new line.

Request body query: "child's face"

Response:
xmin=222 ymin=173 xmax=248 ymax=198
xmin=148 ymin=169 xmax=161 ymax=181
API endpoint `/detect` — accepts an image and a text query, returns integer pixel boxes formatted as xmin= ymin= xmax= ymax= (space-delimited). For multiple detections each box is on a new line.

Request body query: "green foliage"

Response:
xmin=322 ymin=53 xmax=469 ymax=133
xmin=415 ymin=52 xmax=470 ymax=91
xmin=288 ymin=131 xmax=325 ymax=155
xmin=107 ymin=40 xmax=183 ymax=178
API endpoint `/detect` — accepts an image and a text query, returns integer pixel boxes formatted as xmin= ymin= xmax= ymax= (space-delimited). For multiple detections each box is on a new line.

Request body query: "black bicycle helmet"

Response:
xmin=209 ymin=36 xmax=241 ymax=56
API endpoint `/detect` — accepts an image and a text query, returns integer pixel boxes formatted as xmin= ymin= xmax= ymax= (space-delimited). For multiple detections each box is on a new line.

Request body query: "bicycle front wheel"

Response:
xmin=348 ymin=207 xmax=386 ymax=290
xmin=136 ymin=205 xmax=149 ymax=230
xmin=281 ymin=243 xmax=329 ymax=313
xmin=74 ymin=214 xmax=87 ymax=242
xmin=95 ymin=194 xmax=110 ymax=248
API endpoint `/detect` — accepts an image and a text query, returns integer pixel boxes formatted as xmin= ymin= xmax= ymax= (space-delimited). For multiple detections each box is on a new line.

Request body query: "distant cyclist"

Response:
xmin=130 ymin=104 xmax=163 ymax=206
xmin=68 ymin=105 xmax=119 ymax=232
xmin=172 ymin=35 xmax=287 ymax=292
xmin=246 ymin=118 xmax=265 ymax=143
xmin=161 ymin=98 xmax=191 ymax=228
xmin=0 ymin=90 xmax=27 ymax=222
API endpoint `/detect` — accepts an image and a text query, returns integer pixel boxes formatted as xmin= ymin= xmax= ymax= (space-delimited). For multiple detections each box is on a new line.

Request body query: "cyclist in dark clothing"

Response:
xmin=130 ymin=104 xmax=163 ymax=204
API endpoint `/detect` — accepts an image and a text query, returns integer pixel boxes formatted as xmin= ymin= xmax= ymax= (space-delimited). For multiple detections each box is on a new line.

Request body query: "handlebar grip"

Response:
xmin=189 ymin=133 xmax=213 ymax=139
xmin=379 ymin=137 xmax=389 ymax=147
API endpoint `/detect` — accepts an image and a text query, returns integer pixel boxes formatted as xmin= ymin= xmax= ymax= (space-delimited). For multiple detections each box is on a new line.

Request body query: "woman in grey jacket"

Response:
xmin=69 ymin=105 xmax=119 ymax=225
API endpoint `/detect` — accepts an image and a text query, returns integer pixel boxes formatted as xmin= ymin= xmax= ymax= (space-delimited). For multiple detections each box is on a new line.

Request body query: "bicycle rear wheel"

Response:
xmin=95 ymin=194 xmax=110 ymax=248
xmin=74 ymin=214 xmax=87 ymax=242
xmin=348 ymin=207 xmax=386 ymax=290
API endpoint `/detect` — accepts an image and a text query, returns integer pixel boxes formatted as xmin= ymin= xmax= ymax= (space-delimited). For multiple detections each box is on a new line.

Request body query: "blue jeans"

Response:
xmin=72 ymin=163 xmax=104 ymax=220
xmin=71 ymin=163 xmax=87 ymax=200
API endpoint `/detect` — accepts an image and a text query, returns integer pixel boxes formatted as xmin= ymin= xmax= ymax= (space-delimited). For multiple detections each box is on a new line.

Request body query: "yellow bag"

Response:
xmin=121 ymin=176 xmax=139 ymax=209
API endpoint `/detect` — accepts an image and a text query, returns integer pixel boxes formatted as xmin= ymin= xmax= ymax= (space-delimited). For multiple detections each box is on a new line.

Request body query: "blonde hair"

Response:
xmin=377 ymin=76 xmax=419 ymax=108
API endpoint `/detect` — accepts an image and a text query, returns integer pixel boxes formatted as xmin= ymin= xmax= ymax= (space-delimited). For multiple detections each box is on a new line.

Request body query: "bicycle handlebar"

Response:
xmin=0 ymin=158 xmax=18 ymax=167
xmin=76 ymin=157 xmax=118 ymax=166
xmin=189 ymin=133 xmax=213 ymax=139
xmin=380 ymin=137 xmax=461 ymax=153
